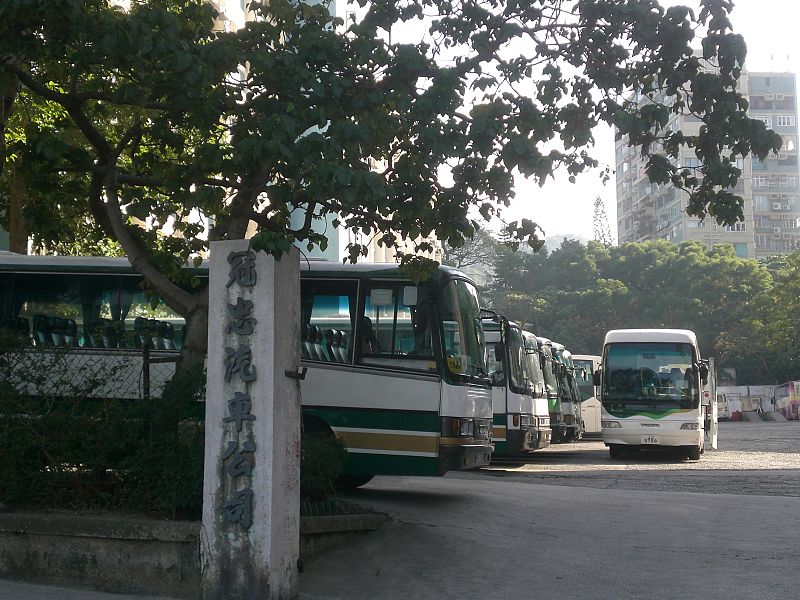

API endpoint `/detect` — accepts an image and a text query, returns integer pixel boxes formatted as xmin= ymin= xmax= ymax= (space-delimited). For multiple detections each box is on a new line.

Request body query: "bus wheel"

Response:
xmin=335 ymin=475 xmax=374 ymax=490
xmin=687 ymin=445 xmax=701 ymax=460
xmin=609 ymin=445 xmax=623 ymax=459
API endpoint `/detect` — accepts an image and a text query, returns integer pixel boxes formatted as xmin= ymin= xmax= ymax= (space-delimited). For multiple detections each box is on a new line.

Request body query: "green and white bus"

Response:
xmin=550 ymin=342 xmax=582 ymax=442
xmin=299 ymin=261 xmax=493 ymax=480
xmin=483 ymin=318 xmax=550 ymax=455
xmin=522 ymin=330 xmax=551 ymax=450
xmin=597 ymin=328 xmax=718 ymax=460
xmin=536 ymin=336 xmax=564 ymax=443
xmin=0 ymin=254 xmax=494 ymax=481
xmin=561 ymin=348 xmax=584 ymax=441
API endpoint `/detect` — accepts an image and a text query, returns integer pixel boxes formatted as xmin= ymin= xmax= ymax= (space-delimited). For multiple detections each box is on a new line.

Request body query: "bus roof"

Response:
xmin=0 ymin=254 xmax=470 ymax=283
xmin=571 ymin=354 xmax=601 ymax=362
xmin=604 ymin=329 xmax=698 ymax=346
xmin=0 ymin=253 xmax=139 ymax=275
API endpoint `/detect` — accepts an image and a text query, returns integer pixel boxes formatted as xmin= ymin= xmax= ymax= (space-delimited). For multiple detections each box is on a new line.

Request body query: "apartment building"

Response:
xmin=615 ymin=71 xmax=799 ymax=258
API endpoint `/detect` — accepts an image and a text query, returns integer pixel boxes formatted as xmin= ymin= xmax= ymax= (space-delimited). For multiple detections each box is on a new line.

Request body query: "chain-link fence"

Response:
xmin=1 ymin=345 xmax=180 ymax=400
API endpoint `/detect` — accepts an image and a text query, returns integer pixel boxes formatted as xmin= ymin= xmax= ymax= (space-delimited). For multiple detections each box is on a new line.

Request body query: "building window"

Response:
xmin=734 ymin=243 xmax=748 ymax=257
xmin=683 ymin=158 xmax=701 ymax=169
xmin=753 ymin=175 xmax=770 ymax=188
xmin=754 ymin=195 xmax=770 ymax=211
xmin=724 ymin=222 xmax=746 ymax=232
xmin=777 ymin=115 xmax=796 ymax=127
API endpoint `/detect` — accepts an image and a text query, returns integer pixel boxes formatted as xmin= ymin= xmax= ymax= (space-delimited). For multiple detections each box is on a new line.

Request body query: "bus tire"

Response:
xmin=687 ymin=445 xmax=701 ymax=460
xmin=609 ymin=444 xmax=623 ymax=459
xmin=335 ymin=475 xmax=374 ymax=490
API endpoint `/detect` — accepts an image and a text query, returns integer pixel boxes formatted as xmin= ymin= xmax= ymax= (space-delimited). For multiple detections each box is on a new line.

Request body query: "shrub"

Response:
xmin=0 ymin=347 xmax=205 ymax=519
xmin=300 ymin=431 xmax=347 ymax=502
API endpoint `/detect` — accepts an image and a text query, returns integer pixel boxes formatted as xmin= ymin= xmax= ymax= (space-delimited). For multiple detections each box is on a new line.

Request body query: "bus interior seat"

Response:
xmin=160 ymin=321 xmax=176 ymax=350
xmin=308 ymin=325 xmax=323 ymax=361
xmin=322 ymin=329 xmax=337 ymax=362
xmin=301 ymin=324 xmax=312 ymax=359
xmin=333 ymin=330 xmax=347 ymax=362
xmin=62 ymin=318 xmax=78 ymax=347
xmin=32 ymin=314 xmax=53 ymax=346
xmin=313 ymin=326 xmax=330 ymax=361
xmin=338 ymin=331 xmax=350 ymax=362
xmin=102 ymin=319 xmax=123 ymax=349
xmin=85 ymin=319 xmax=109 ymax=348
xmin=135 ymin=316 xmax=165 ymax=350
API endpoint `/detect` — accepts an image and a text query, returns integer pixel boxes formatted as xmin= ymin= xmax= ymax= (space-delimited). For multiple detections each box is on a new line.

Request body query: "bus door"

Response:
xmin=710 ymin=392 xmax=718 ymax=449
xmin=706 ymin=358 xmax=718 ymax=450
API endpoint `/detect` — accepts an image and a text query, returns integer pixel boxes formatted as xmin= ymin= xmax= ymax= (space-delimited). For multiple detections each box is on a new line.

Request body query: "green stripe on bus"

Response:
xmin=342 ymin=452 xmax=440 ymax=477
xmin=303 ymin=407 xmax=439 ymax=432
xmin=492 ymin=440 xmax=509 ymax=456
xmin=604 ymin=407 xmax=692 ymax=419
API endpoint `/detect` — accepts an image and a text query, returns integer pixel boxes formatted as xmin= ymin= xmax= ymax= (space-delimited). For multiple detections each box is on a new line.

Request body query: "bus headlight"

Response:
xmin=680 ymin=423 xmax=700 ymax=430
xmin=602 ymin=420 xmax=621 ymax=429
xmin=443 ymin=417 xmax=474 ymax=437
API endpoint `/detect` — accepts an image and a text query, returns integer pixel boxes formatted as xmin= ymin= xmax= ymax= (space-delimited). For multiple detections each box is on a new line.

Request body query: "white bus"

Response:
xmin=522 ymin=330 xmax=552 ymax=450
xmin=482 ymin=317 xmax=551 ymax=456
xmin=483 ymin=317 xmax=537 ymax=456
xmin=551 ymin=341 xmax=582 ymax=442
xmin=596 ymin=329 xmax=717 ymax=460
xmin=0 ymin=255 xmax=494 ymax=484
xmin=572 ymin=354 xmax=601 ymax=435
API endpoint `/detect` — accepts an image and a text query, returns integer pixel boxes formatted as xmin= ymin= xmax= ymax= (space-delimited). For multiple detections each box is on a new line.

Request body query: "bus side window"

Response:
xmin=300 ymin=279 xmax=357 ymax=364
xmin=359 ymin=285 xmax=435 ymax=372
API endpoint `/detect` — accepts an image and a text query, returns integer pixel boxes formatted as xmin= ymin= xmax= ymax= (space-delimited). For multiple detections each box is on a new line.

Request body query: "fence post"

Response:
xmin=142 ymin=344 xmax=150 ymax=400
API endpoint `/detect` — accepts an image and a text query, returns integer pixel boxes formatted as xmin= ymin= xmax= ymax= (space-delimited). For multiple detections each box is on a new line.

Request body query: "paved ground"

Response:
xmin=479 ymin=421 xmax=800 ymax=496
xmin=299 ymin=421 xmax=800 ymax=600
xmin=3 ymin=421 xmax=799 ymax=599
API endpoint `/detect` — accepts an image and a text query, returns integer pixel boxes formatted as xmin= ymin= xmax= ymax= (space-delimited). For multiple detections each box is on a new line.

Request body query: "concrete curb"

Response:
xmin=0 ymin=510 xmax=387 ymax=598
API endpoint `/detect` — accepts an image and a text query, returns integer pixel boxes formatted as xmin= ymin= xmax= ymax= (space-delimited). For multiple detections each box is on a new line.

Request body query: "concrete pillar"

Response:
xmin=202 ymin=241 xmax=301 ymax=599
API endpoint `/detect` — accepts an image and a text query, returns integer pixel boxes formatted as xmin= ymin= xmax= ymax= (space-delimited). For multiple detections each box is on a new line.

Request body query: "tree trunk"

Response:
xmin=179 ymin=292 xmax=210 ymax=376
xmin=0 ymin=69 xmax=19 ymax=179
xmin=8 ymin=167 xmax=28 ymax=253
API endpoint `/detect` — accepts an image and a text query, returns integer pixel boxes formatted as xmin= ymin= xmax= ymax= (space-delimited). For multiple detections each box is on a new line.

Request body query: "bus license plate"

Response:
xmin=641 ymin=435 xmax=660 ymax=445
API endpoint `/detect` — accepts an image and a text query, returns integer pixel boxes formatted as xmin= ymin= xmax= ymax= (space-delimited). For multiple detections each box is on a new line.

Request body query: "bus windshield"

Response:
xmin=440 ymin=279 xmax=486 ymax=379
xmin=524 ymin=339 xmax=545 ymax=396
xmin=506 ymin=326 xmax=527 ymax=393
xmin=603 ymin=342 xmax=698 ymax=408
xmin=573 ymin=359 xmax=595 ymax=401
xmin=541 ymin=354 xmax=557 ymax=395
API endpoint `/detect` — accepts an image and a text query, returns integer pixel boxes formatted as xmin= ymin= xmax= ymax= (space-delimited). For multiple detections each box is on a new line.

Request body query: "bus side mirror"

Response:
xmin=699 ymin=363 xmax=709 ymax=386
xmin=592 ymin=370 xmax=601 ymax=386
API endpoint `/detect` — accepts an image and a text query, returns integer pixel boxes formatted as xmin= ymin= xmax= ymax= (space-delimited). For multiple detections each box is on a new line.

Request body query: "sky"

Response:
xmin=503 ymin=0 xmax=800 ymax=244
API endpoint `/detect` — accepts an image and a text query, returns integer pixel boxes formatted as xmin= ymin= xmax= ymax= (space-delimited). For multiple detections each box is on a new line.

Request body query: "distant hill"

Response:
xmin=543 ymin=233 xmax=591 ymax=250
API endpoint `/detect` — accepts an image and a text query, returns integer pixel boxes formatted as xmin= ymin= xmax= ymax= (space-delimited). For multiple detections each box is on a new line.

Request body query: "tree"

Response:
xmin=0 ymin=0 xmax=781 ymax=369
xmin=592 ymin=196 xmax=614 ymax=247
xmin=441 ymin=228 xmax=498 ymax=271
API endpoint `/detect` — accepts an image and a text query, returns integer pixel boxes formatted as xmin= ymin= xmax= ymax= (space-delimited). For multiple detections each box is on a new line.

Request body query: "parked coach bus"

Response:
xmin=483 ymin=317 xmax=537 ymax=456
xmin=572 ymin=354 xmax=601 ymax=435
xmin=551 ymin=341 xmax=582 ymax=442
xmin=482 ymin=317 xmax=551 ymax=456
xmin=595 ymin=329 xmax=717 ymax=460
xmin=537 ymin=337 xmax=564 ymax=442
xmin=0 ymin=254 xmax=494 ymax=484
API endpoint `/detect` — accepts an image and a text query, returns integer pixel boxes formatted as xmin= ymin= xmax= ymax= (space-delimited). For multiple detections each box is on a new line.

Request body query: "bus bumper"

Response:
xmin=506 ymin=427 xmax=537 ymax=453
xmin=603 ymin=430 xmax=702 ymax=448
xmin=531 ymin=427 xmax=551 ymax=449
xmin=438 ymin=442 xmax=493 ymax=473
